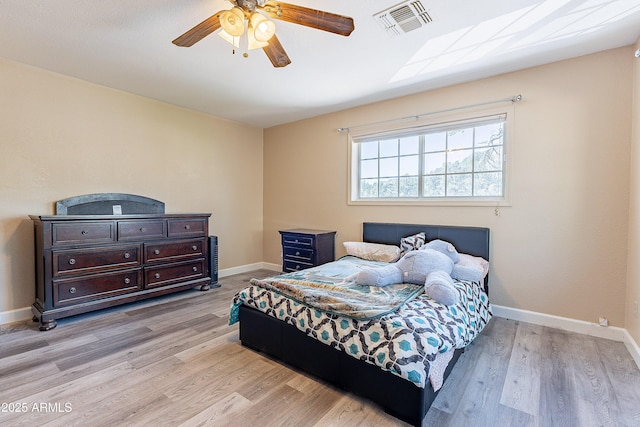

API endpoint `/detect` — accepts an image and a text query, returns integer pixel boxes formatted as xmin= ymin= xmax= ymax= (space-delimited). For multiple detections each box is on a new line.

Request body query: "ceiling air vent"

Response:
xmin=374 ymin=1 xmax=433 ymax=37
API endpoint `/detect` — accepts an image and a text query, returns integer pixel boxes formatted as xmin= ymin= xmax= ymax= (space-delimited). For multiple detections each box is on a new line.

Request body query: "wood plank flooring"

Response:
xmin=1 ymin=270 xmax=640 ymax=426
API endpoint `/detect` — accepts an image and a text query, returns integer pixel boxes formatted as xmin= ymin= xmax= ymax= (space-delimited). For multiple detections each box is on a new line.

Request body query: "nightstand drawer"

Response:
xmin=283 ymin=259 xmax=314 ymax=272
xmin=53 ymin=269 xmax=141 ymax=306
xmin=118 ymin=220 xmax=166 ymax=240
xmin=283 ymin=246 xmax=313 ymax=262
xmin=53 ymin=245 xmax=141 ymax=277
xmin=52 ymin=222 xmax=115 ymax=246
xmin=282 ymin=235 xmax=313 ymax=247
xmin=145 ymin=238 xmax=205 ymax=263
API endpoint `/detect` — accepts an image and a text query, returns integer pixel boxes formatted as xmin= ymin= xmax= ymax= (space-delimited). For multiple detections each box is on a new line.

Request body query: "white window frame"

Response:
xmin=348 ymin=106 xmax=513 ymax=206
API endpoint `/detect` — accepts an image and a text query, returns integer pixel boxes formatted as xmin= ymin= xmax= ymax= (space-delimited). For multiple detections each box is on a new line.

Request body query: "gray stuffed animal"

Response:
xmin=357 ymin=239 xmax=482 ymax=306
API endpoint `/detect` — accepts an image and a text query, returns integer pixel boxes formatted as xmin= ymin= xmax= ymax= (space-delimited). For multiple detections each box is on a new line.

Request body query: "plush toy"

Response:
xmin=357 ymin=239 xmax=483 ymax=306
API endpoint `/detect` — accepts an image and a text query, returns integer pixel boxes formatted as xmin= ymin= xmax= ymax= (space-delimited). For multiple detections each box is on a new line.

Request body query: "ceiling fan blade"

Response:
xmin=172 ymin=11 xmax=225 ymax=47
xmin=261 ymin=2 xmax=354 ymax=37
xmin=263 ymin=35 xmax=291 ymax=67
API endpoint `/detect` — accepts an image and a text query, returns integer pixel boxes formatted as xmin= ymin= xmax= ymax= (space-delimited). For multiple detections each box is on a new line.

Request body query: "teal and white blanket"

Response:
xmin=230 ymin=256 xmax=491 ymax=389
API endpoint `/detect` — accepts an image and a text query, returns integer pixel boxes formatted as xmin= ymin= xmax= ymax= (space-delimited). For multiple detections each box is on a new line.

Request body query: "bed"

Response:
xmin=231 ymin=222 xmax=491 ymax=426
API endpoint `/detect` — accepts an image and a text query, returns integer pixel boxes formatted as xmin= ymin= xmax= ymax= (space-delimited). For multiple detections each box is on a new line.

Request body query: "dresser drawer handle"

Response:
xmin=69 ymin=287 xmax=77 ymax=294
xmin=124 ymin=278 xmax=131 ymax=284
xmin=68 ymin=258 xmax=76 ymax=265
xmin=81 ymin=230 xmax=88 ymax=235
xmin=184 ymin=225 xmax=191 ymax=230
xmin=124 ymin=252 xmax=131 ymax=259
xmin=191 ymin=245 xmax=198 ymax=251
xmin=154 ymin=249 xmax=160 ymax=255
xmin=139 ymin=227 xmax=146 ymax=233
xmin=154 ymin=273 xmax=161 ymax=279
xmin=192 ymin=266 xmax=198 ymax=272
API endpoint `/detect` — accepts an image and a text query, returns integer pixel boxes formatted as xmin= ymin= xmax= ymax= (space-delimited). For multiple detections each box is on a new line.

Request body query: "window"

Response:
xmin=350 ymin=114 xmax=508 ymax=205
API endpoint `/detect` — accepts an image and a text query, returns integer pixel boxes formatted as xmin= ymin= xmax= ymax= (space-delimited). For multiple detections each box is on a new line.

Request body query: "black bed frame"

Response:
xmin=238 ymin=222 xmax=490 ymax=426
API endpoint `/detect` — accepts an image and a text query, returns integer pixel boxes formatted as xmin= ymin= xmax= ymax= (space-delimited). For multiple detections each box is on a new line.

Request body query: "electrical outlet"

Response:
xmin=634 ymin=301 xmax=638 ymax=319
xmin=598 ymin=316 xmax=609 ymax=327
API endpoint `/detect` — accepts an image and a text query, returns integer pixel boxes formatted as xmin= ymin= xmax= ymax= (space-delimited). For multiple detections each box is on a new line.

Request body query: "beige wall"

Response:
xmin=264 ymin=47 xmax=633 ymax=327
xmin=627 ymin=39 xmax=640 ymax=343
xmin=0 ymin=58 xmax=264 ymax=315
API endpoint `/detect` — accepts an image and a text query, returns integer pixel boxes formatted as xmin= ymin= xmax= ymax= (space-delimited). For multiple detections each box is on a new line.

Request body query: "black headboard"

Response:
xmin=363 ymin=222 xmax=490 ymax=287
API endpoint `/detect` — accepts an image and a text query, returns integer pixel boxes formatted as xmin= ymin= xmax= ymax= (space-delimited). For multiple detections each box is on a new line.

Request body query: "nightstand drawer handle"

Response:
xmin=154 ymin=273 xmax=161 ymax=279
xmin=184 ymin=225 xmax=191 ymax=230
xmin=124 ymin=278 xmax=131 ymax=284
xmin=124 ymin=252 xmax=131 ymax=259
xmin=154 ymin=249 xmax=160 ymax=255
xmin=192 ymin=267 xmax=198 ymax=272
xmin=295 ymin=251 xmax=300 ymax=256
xmin=69 ymin=287 xmax=77 ymax=294
xmin=192 ymin=245 xmax=197 ymax=251
xmin=68 ymin=258 xmax=76 ymax=265
xmin=295 ymin=265 xmax=301 ymax=270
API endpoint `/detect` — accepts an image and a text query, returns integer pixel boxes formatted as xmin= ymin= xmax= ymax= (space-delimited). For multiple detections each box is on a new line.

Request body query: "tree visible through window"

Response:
xmin=354 ymin=115 xmax=506 ymax=201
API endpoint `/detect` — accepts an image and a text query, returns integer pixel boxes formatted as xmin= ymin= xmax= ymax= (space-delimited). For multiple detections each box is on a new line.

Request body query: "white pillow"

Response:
xmin=457 ymin=253 xmax=490 ymax=279
xmin=343 ymin=242 xmax=401 ymax=263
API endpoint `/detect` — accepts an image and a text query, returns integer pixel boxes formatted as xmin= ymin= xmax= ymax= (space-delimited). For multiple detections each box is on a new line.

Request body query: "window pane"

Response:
xmin=379 ymin=157 xmax=398 ymax=177
xmin=424 ymin=132 xmax=446 ymax=152
xmin=474 ymin=172 xmax=503 ymax=196
xmin=448 ymin=128 xmax=473 ymax=150
xmin=423 ymin=175 xmax=445 ymax=197
xmin=400 ymin=135 xmax=419 ymax=155
xmin=379 ymin=177 xmax=398 ymax=197
xmin=380 ymin=139 xmax=398 ymax=157
xmin=447 ymin=174 xmax=472 ymax=196
xmin=474 ymin=147 xmax=503 ymax=172
xmin=399 ymin=176 xmax=418 ymax=197
xmin=475 ymin=123 xmax=503 ymax=147
xmin=361 ymin=159 xmax=378 ymax=178
xmin=424 ymin=152 xmax=446 ymax=175
xmin=447 ymin=149 xmax=472 ymax=173
xmin=361 ymin=141 xmax=378 ymax=159
xmin=400 ymin=155 xmax=419 ymax=176
xmin=360 ymin=178 xmax=378 ymax=197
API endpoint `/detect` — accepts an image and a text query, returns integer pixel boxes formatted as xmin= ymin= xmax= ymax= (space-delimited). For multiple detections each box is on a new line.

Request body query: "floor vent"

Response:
xmin=374 ymin=1 xmax=433 ymax=37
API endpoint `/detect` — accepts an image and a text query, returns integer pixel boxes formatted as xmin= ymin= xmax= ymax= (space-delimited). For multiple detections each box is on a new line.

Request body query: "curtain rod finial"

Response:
xmin=512 ymin=94 xmax=522 ymax=102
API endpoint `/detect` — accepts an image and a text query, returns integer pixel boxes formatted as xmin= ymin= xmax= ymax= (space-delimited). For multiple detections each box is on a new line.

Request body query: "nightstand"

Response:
xmin=279 ymin=229 xmax=336 ymax=273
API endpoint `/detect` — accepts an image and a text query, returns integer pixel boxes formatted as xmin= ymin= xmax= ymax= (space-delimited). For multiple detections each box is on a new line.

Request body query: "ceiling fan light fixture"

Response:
xmin=250 ymin=12 xmax=276 ymax=42
xmin=247 ymin=30 xmax=269 ymax=50
xmin=220 ymin=7 xmax=245 ymax=37
xmin=218 ymin=29 xmax=241 ymax=48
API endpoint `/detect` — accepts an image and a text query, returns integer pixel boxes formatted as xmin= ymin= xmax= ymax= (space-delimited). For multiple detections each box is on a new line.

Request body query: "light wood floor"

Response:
xmin=1 ymin=270 xmax=640 ymax=427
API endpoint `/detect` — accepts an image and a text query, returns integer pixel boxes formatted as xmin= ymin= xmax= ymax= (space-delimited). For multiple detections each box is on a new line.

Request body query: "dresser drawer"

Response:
xmin=53 ymin=269 xmax=142 ymax=307
xmin=168 ymin=218 xmax=207 ymax=238
xmin=145 ymin=239 xmax=205 ymax=263
xmin=118 ymin=220 xmax=166 ymax=241
xmin=52 ymin=221 xmax=115 ymax=246
xmin=145 ymin=259 xmax=206 ymax=289
xmin=283 ymin=259 xmax=314 ymax=272
xmin=53 ymin=245 xmax=141 ymax=277
xmin=283 ymin=246 xmax=314 ymax=262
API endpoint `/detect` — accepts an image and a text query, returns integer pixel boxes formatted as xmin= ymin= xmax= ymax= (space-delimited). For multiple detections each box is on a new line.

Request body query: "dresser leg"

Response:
xmin=39 ymin=319 xmax=57 ymax=331
xmin=200 ymin=283 xmax=210 ymax=291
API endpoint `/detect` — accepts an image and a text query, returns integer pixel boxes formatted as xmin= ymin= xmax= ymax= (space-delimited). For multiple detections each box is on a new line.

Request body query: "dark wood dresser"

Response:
xmin=279 ymin=229 xmax=336 ymax=272
xmin=30 ymin=213 xmax=212 ymax=330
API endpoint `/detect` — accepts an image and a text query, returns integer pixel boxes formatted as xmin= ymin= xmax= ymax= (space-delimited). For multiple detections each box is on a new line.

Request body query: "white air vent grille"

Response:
xmin=374 ymin=1 xmax=433 ymax=37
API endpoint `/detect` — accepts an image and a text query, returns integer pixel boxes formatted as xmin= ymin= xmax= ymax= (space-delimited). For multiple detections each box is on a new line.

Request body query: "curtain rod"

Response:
xmin=337 ymin=94 xmax=522 ymax=133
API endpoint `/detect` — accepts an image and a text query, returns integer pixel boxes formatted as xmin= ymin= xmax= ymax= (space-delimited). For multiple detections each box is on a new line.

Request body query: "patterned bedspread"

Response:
xmin=230 ymin=256 xmax=492 ymax=389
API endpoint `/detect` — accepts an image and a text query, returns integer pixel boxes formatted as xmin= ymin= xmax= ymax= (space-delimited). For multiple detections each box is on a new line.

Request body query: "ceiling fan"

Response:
xmin=172 ymin=0 xmax=355 ymax=68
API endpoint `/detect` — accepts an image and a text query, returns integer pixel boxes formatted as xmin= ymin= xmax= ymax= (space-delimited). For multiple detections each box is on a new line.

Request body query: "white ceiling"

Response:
xmin=2 ymin=0 xmax=640 ymax=128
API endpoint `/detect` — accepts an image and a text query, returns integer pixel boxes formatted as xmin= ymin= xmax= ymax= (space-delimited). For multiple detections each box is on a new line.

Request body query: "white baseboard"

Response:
xmin=492 ymin=304 xmax=640 ymax=368
xmin=0 ymin=306 xmax=32 ymax=326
